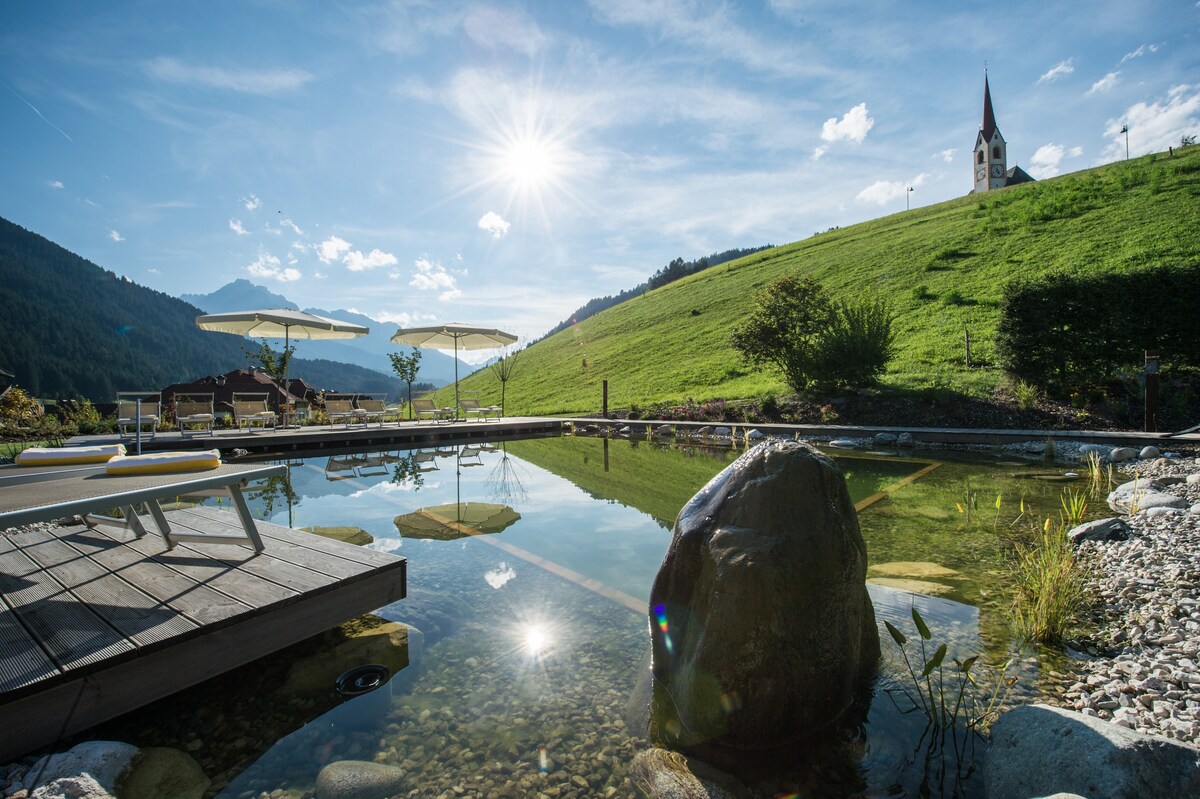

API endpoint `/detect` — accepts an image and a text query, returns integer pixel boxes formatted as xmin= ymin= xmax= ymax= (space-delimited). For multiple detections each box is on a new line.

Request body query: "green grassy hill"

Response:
xmin=452 ymin=147 xmax=1200 ymax=415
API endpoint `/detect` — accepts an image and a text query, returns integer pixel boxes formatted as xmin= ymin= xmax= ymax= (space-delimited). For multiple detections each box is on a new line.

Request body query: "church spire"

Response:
xmin=981 ymin=74 xmax=997 ymax=142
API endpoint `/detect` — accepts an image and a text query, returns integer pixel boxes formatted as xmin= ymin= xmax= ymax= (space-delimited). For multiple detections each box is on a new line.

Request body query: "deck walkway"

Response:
xmin=69 ymin=416 xmax=566 ymax=456
xmin=0 ymin=508 xmax=405 ymax=763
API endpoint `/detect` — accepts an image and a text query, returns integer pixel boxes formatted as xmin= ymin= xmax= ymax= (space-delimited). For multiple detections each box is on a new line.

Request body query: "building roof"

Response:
xmin=981 ymin=74 xmax=998 ymax=142
xmin=1005 ymin=165 xmax=1036 ymax=186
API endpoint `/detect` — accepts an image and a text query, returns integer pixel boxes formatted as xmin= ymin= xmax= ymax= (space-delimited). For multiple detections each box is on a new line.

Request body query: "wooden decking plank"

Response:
xmin=187 ymin=505 xmax=396 ymax=567
xmin=0 ymin=595 xmax=61 ymax=693
xmin=0 ymin=545 xmax=134 ymax=672
xmin=59 ymin=527 xmax=253 ymax=627
xmin=13 ymin=528 xmax=198 ymax=647
xmin=178 ymin=507 xmax=387 ymax=579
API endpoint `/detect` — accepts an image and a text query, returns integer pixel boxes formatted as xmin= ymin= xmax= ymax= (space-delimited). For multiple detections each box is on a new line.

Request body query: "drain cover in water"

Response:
xmin=335 ymin=664 xmax=390 ymax=696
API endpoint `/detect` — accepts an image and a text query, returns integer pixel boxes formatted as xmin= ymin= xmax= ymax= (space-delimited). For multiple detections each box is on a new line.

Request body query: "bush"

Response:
xmin=731 ymin=275 xmax=895 ymax=393
xmin=1011 ymin=380 xmax=1040 ymax=411
xmin=911 ymin=284 xmax=934 ymax=301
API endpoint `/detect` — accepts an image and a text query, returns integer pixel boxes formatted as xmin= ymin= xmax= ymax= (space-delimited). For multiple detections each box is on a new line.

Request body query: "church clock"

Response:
xmin=991 ymin=164 xmax=1004 ymax=178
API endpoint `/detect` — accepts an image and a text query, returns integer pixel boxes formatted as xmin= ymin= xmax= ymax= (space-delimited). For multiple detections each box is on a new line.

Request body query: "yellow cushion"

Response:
xmin=105 ymin=449 xmax=221 ymax=476
xmin=16 ymin=444 xmax=127 ymax=466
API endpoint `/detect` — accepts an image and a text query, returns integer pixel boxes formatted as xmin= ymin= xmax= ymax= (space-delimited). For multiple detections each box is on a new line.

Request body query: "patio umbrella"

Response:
xmin=393 ymin=501 xmax=521 ymax=541
xmin=390 ymin=323 xmax=517 ymax=415
xmin=196 ymin=309 xmax=369 ymax=419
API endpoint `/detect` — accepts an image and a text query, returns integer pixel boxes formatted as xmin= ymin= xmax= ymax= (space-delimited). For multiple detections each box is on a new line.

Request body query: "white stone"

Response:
xmin=829 ymin=438 xmax=858 ymax=448
xmin=1187 ymin=474 xmax=1200 ymax=486
xmin=747 ymin=429 xmax=766 ymax=441
xmin=896 ymin=432 xmax=914 ymax=447
xmin=1140 ymin=446 xmax=1162 ymax=459
xmin=1109 ymin=447 xmax=1139 ymax=462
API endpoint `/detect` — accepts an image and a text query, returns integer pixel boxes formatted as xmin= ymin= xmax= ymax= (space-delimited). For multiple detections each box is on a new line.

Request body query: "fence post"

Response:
xmin=602 ymin=380 xmax=609 ymax=419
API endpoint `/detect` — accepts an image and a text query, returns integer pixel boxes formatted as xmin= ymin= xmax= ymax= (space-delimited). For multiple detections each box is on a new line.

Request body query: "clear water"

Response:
xmin=84 ymin=435 xmax=1102 ymax=798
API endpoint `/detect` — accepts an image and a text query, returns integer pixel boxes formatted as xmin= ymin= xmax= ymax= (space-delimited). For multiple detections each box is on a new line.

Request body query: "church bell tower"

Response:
xmin=973 ymin=74 xmax=1008 ymax=193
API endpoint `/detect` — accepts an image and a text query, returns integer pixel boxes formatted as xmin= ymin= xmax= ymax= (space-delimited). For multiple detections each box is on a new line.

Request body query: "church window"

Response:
xmin=977 ymin=150 xmax=984 ymax=164
xmin=992 ymin=145 xmax=1001 ymax=159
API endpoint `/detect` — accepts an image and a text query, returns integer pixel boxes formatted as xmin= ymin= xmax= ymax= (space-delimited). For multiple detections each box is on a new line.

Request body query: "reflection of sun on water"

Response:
xmin=522 ymin=623 xmax=549 ymax=656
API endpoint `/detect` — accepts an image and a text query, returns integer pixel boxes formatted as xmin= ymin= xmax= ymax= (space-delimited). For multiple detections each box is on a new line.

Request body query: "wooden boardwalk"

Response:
xmin=0 ymin=508 xmax=405 ymax=762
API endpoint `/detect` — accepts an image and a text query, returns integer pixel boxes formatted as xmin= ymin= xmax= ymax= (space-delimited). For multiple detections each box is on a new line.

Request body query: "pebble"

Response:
xmin=1049 ymin=454 xmax=1200 ymax=746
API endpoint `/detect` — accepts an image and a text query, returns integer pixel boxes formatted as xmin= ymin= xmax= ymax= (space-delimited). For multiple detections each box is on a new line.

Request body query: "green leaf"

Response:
xmin=912 ymin=607 xmax=931 ymax=640
xmin=920 ymin=643 xmax=947 ymax=678
xmin=885 ymin=620 xmax=907 ymax=646
xmin=959 ymin=655 xmax=978 ymax=674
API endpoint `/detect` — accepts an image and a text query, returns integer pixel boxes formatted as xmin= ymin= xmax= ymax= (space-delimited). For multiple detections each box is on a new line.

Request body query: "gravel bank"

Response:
xmin=1055 ymin=455 xmax=1200 ymax=745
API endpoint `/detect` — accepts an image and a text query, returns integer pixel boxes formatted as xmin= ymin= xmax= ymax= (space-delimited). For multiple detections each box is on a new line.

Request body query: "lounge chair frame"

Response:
xmin=116 ymin=392 xmax=161 ymax=440
xmin=232 ymin=393 xmax=278 ymax=433
xmin=324 ymin=397 xmax=361 ymax=428
xmin=354 ymin=393 xmax=390 ymax=427
xmin=0 ymin=462 xmax=287 ymax=553
xmin=411 ymin=397 xmax=452 ymax=424
xmin=174 ymin=393 xmax=215 ymax=439
xmin=458 ymin=397 xmax=501 ymax=422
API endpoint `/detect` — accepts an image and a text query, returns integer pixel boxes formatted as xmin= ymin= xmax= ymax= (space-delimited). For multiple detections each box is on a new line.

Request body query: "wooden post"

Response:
xmin=965 ymin=326 xmax=972 ymax=368
xmin=602 ymin=380 xmax=609 ymax=419
xmin=1145 ymin=351 xmax=1160 ymax=433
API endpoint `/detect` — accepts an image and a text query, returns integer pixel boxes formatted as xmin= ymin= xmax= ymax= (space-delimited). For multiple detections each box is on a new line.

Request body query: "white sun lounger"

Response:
xmin=0 ymin=462 xmax=286 ymax=553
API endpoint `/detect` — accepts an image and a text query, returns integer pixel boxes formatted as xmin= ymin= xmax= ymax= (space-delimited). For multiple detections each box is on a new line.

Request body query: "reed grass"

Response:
xmin=1010 ymin=512 xmax=1086 ymax=644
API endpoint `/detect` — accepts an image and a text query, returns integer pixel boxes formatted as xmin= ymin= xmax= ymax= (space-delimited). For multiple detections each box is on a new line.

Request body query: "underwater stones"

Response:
xmin=649 ymin=440 xmax=878 ymax=757
xmin=629 ymin=748 xmax=750 ymax=799
xmin=118 ymin=747 xmax=209 ymax=799
xmin=986 ymin=704 xmax=1200 ymax=799
xmin=314 ymin=760 xmax=407 ymax=799
xmin=873 ymin=432 xmax=898 ymax=445
xmin=1067 ymin=518 xmax=1131 ymax=545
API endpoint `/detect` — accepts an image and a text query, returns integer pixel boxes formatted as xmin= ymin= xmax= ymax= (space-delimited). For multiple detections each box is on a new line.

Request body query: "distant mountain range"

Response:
xmin=181 ymin=279 xmax=458 ymax=386
xmin=0 ymin=218 xmax=415 ymax=402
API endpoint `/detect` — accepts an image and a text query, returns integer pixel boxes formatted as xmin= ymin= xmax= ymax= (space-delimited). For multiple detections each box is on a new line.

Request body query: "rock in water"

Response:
xmin=649 ymin=440 xmax=879 ymax=755
xmin=986 ymin=704 xmax=1200 ymax=799
xmin=629 ymin=748 xmax=750 ymax=799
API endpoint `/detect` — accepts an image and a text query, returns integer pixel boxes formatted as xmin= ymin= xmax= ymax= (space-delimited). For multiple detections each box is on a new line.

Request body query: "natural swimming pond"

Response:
xmin=81 ymin=434 xmax=1105 ymax=798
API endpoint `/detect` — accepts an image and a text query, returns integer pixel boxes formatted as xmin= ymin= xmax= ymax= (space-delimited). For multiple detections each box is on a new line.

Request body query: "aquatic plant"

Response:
xmin=884 ymin=607 xmax=1016 ymax=732
xmin=1009 ymin=511 xmax=1085 ymax=644
xmin=1059 ymin=489 xmax=1088 ymax=527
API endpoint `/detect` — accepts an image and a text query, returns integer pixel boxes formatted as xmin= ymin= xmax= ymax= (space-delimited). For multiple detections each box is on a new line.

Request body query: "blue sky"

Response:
xmin=2 ymin=1 xmax=1197 ymax=355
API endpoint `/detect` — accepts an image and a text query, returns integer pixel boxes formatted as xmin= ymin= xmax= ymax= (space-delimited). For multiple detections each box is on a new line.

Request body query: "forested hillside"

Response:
xmin=0 ymin=217 xmax=405 ymax=401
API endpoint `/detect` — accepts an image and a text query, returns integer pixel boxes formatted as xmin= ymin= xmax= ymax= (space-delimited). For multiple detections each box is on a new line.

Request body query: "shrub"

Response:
xmin=1011 ymin=380 xmax=1040 ymax=411
xmin=811 ymin=297 xmax=896 ymax=388
xmin=943 ymin=290 xmax=967 ymax=306
xmin=911 ymin=284 xmax=934 ymax=301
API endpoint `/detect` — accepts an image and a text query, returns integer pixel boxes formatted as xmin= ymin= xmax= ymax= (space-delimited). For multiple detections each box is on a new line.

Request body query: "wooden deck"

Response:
xmin=0 ymin=508 xmax=405 ymax=763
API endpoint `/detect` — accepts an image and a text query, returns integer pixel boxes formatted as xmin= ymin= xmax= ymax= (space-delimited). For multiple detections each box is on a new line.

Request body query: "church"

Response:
xmin=972 ymin=74 xmax=1035 ymax=193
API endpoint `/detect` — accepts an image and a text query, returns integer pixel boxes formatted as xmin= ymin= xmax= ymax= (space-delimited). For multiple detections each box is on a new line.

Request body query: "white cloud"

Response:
xmin=478 ymin=211 xmax=511 ymax=238
xmin=855 ymin=173 xmax=928 ymax=206
xmin=410 ymin=257 xmax=460 ymax=299
xmin=229 ymin=218 xmax=248 ymax=235
xmin=144 ymin=56 xmax=312 ymax=94
xmin=1099 ymin=84 xmax=1200 ymax=162
xmin=1068 ymin=146 xmax=1084 ymax=157
xmin=376 ymin=310 xmax=436 ymax=328
xmin=242 ymin=194 xmax=261 ymax=211
xmin=107 ymin=229 xmax=124 ymax=242
xmin=280 ymin=218 xmax=303 ymax=236
xmin=1038 ymin=59 xmax=1075 ymax=84
xmin=934 ymin=148 xmax=956 ymax=163
xmin=462 ymin=6 xmax=546 ymax=55
xmin=1088 ymin=71 xmax=1121 ymax=95
xmin=147 ymin=267 xmax=159 ymax=274
xmin=247 ymin=252 xmax=301 ymax=282
xmin=344 ymin=248 xmax=398 ymax=271
xmin=1029 ymin=143 xmax=1066 ymax=178
xmin=316 ymin=235 xmax=352 ymax=263
xmin=1120 ymin=43 xmax=1160 ymax=65
xmin=814 ymin=102 xmax=873 ymax=159
xmin=48 ymin=180 xmax=63 ymax=189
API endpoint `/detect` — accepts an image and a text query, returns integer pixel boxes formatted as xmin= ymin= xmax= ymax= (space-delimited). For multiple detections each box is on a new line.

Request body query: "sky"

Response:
xmin=2 ymin=1 xmax=1198 ymax=359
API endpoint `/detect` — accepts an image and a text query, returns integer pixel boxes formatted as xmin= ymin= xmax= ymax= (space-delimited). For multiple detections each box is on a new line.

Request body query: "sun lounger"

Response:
xmin=232 ymin=393 xmax=277 ymax=433
xmin=354 ymin=396 xmax=389 ymax=427
xmin=458 ymin=397 xmax=501 ymax=421
xmin=411 ymin=398 xmax=451 ymax=424
xmin=324 ymin=398 xmax=360 ymax=428
xmin=116 ymin=392 xmax=160 ymax=440
xmin=0 ymin=461 xmax=286 ymax=553
xmin=174 ymin=394 xmax=215 ymax=439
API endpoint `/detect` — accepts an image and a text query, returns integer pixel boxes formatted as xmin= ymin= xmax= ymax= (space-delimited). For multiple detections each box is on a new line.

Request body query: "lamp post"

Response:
xmin=1121 ymin=124 xmax=1129 ymax=160
xmin=906 ymin=186 xmax=913 ymax=211
xmin=1144 ymin=351 xmax=1160 ymax=432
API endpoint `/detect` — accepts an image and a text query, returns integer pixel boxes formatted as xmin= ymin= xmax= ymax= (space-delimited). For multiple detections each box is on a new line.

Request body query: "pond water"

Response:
xmin=83 ymin=434 xmax=1105 ymax=798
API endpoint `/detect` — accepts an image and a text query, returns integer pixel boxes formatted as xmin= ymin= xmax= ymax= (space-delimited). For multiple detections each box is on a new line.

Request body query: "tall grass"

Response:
xmin=1010 ymin=513 xmax=1086 ymax=644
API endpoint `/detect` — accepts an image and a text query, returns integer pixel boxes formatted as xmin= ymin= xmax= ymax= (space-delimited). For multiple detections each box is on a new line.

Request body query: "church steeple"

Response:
xmin=981 ymin=74 xmax=997 ymax=143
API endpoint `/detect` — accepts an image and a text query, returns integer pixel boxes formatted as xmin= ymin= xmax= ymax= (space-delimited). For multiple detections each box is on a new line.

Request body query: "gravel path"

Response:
xmin=1055 ymin=454 xmax=1200 ymax=745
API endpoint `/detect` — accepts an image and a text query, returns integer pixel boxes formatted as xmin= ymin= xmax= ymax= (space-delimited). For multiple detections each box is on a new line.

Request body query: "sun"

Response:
xmin=503 ymin=139 xmax=557 ymax=187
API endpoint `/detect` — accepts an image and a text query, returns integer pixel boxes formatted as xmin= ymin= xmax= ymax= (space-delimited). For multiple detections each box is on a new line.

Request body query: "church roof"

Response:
xmin=1005 ymin=165 xmax=1036 ymax=185
xmin=981 ymin=75 xmax=998 ymax=142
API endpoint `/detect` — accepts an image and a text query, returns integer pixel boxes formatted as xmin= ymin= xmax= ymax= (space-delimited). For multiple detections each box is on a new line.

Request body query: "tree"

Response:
xmin=731 ymin=274 xmax=895 ymax=392
xmin=730 ymin=275 xmax=835 ymax=392
xmin=388 ymin=347 xmax=423 ymax=419
xmin=245 ymin=339 xmax=294 ymax=381
xmin=488 ymin=344 xmax=523 ymax=414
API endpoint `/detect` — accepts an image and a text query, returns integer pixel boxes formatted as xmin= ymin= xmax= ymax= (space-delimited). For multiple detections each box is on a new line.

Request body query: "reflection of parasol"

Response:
xmin=394 ymin=501 xmax=520 ymax=540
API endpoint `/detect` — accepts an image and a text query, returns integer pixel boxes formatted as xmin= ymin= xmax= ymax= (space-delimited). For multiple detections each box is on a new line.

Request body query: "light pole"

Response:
xmin=906 ymin=186 xmax=913 ymax=211
xmin=1121 ymin=124 xmax=1129 ymax=160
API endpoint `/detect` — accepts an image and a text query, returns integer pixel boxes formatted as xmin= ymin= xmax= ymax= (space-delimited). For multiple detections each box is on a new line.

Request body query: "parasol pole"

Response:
xmin=453 ymin=332 xmax=460 ymax=416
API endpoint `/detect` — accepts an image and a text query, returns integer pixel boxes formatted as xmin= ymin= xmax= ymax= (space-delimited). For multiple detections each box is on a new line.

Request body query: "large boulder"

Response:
xmin=629 ymin=748 xmax=750 ymax=799
xmin=118 ymin=747 xmax=209 ymax=799
xmin=649 ymin=441 xmax=879 ymax=756
xmin=987 ymin=704 xmax=1200 ymax=799
xmin=314 ymin=760 xmax=407 ymax=799
xmin=26 ymin=742 xmax=137 ymax=795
